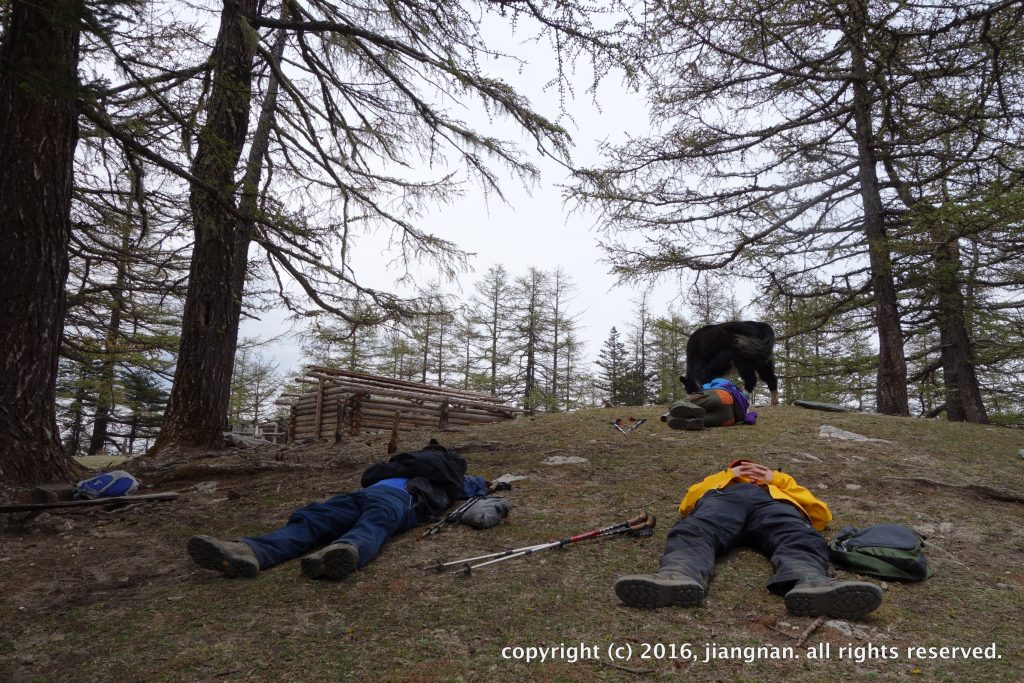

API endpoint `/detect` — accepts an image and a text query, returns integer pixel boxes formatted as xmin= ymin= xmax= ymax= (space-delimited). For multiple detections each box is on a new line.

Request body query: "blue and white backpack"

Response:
xmin=74 ymin=470 xmax=139 ymax=500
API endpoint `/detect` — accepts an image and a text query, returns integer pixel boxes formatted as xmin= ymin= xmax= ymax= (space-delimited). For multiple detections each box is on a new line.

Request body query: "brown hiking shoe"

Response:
xmin=668 ymin=400 xmax=706 ymax=419
xmin=187 ymin=535 xmax=259 ymax=578
xmin=301 ymin=542 xmax=359 ymax=580
xmin=614 ymin=571 xmax=705 ymax=608
xmin=784 ymin=577 xmax=883 ymax=619
xmin=667 ymin=417 xmax=705 ymax=431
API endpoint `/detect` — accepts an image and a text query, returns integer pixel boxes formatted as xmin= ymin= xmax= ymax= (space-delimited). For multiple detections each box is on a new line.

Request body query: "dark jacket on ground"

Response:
xmin=360 ymin=440 xmax=467 ymax=520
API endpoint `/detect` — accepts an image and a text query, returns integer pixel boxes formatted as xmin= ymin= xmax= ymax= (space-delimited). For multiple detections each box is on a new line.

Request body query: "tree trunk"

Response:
xmin=848 ymin=0 xmax=910 ymax=416
xmin=127 ymin=415 xmax=139 ymax=455
xmin=65 ymin=382 xmax=87 ymax=457
xmin=88 ymin=235 xmax=128 ymax=454
xmin=220 ymin=19 xmax=287 ymax=431
xmin=489 ymin=303 xmax=498 ymax=395
xmin=153 ymin=0 xmax=258 ymax=452
xmin=421 ymin=311 xmax=432 ymax=384
xmin=934 ymin=237 xmax=988 ymax=423
xmin=0 ymin=0 xmax=81 ymax=486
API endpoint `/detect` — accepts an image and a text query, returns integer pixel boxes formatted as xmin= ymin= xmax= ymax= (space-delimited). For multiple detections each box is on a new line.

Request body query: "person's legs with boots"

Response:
xmin=188 ymin=495 xmax=364 ymax=578
xmin=302 ymin=486 xmax=418 ymax=580
xmin=664 ymin=394 xmax=706 ymax=430
xmin=664 ymin=390 xmax=735 ymax=430
xmin=237 ymin=493 xmax=365 ymax=573
xmin=745 ymin=493 xmax=883 ymax=619
xmin=615 ymin=485 xmax=752 ymax=608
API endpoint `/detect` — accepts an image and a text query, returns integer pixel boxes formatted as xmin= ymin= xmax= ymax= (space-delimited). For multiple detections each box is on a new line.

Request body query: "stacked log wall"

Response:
xmin=279 ymin=367 xmax=519 ymax=441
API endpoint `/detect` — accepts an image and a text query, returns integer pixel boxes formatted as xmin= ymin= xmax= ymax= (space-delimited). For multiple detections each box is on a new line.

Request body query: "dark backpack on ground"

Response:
xmin=361 ymin=440 xmax=468 ymax=521
xmin=828 ymin=524 xmax=933 ymax=582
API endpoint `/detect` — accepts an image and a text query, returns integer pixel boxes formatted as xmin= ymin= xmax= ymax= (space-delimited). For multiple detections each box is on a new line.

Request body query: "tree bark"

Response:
xmin=934 ymin=236 xmax=988 ymax=423
xmin=848 ymin=0 xmax=910 ymax=416
xmin=66 ymin=383 xmax=87 ymax=457
xmin=153 ymin=0 xmax=258 ymax=451
xmin=0 ymin=0 xmax=81 ymax=486
xmin=88 ymin=231 xmax=128 ymax=454
xmin=220 ymin=18 xmax=287 ymax=425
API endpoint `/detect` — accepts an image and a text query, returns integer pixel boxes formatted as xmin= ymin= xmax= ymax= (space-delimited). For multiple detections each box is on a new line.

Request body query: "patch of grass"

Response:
xmin=74 ymin=455 xmax=130 ymax=470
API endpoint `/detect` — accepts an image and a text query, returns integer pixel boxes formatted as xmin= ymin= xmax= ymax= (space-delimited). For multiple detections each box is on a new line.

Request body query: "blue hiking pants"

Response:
xmin=240 ymin=486 xmax=418 ymax=570
xmin=660 ymin=483 xmax=829 ymax=595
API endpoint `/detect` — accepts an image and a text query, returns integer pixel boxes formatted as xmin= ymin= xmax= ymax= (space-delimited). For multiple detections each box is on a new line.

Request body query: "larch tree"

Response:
xmin=571 ymin=0 xmax=1022 ymax=417
xmin=147 ymin=0 xmax=597 ymax=451
xmin=73 ymin=0 xmax=612 ymax=455
xmin=0 ymin=0 xmax=82 ymax=486
xmin=470 ymin=264 xmax=515 ymax=397
xmin=547 ymin=267 xmax=581 ymax=411
xmin=511 ymin=267 xmax=552 ymax=415
xmin=149 ymin=0 xmax=261 ymax=451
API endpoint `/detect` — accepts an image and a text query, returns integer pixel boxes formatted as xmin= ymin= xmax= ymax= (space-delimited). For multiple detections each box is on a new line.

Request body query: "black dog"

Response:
xmin=681 ymin=321 xmax=779 ymax=405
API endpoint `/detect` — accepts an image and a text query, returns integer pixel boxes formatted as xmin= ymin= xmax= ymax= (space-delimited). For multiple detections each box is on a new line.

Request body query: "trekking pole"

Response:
xmin=423 ymin=542 xmax=553 ymax=573
xmin=447 ymin=511 xmax=656 ymax=576
xmin=421 ymin=481 xmax=513 ymax=537
xmin=624 ymin=418 xmax=647 ymax=434
xmin=611 ymin=417 xmax=647 ymax=434
xmin=422 ymin=496 xmax=484 ymax=537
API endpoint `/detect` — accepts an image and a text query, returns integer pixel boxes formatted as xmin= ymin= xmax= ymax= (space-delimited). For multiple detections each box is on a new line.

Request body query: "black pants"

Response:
xmin=660 ymin=483 xmax=829 ymax=595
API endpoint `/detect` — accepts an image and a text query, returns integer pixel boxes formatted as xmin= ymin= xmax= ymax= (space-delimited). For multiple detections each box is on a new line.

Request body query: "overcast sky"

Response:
xmin=240 ymin=11 xmax=705 ymax=378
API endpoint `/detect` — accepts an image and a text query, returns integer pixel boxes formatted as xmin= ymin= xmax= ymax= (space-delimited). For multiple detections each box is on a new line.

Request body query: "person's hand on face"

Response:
xmin=730 ymin=461 xmax=774 ymax=483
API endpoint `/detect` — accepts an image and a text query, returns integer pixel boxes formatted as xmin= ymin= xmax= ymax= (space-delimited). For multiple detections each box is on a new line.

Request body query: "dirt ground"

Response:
xmin=2 ymin=406 xmax=1023 ymax=682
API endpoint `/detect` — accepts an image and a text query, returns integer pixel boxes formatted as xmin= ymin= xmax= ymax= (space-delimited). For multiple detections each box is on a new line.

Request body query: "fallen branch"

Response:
xmin=0 ymin=492 xmax=179 ymax=513
xmin=796 ymin=616 xmax=826 ymax=647
xmin=767 ymin=624 xmax=799 ymax=640
xmin=883 ymin=476 xmax=1024 ymax=505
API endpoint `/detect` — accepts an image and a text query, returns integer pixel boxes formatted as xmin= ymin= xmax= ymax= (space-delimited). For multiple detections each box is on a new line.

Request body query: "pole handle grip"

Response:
xmin=626 ymin=511 xmax=656 ymax=535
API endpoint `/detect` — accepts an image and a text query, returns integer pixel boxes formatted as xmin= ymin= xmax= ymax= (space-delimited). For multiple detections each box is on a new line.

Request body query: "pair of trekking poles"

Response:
xmin=611 ymin=417 xmax=646 ymax=434
xmin=421 ymin=481 xmax=513 ymax=537
xmin=424 ymin=511 xmax=656 ymax=575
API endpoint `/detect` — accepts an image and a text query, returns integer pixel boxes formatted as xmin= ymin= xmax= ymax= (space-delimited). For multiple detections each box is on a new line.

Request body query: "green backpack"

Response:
xmin=828 ymin=524 xmax=933 ymax=582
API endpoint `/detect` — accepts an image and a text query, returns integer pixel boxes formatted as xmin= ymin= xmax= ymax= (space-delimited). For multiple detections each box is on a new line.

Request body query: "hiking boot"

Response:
xmin=784 ymin=577 xmax=883 ymax=619
xmin=301 ymin=542 xmax=359 ymax=580
xmin=187 ymin=535 xmax=260 ymax=578
xmin=668 ymin=400 xmax=706 ymax=419
xmin=614 ymin=571 xmax=705 ymax=608
xmin=667 ymin=417 xmax=705 ymax=431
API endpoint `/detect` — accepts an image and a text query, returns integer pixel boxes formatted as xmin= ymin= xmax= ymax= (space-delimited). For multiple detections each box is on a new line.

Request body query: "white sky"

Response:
xmin=241 ymin=12 xmax=703 ymax=378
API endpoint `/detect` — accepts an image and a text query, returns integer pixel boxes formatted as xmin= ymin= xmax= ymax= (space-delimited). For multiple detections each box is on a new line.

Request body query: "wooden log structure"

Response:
xmin=313 ymin=378 xmax=325 ymax=440
xmin=281 ymin=366 xmax=519 ymax=441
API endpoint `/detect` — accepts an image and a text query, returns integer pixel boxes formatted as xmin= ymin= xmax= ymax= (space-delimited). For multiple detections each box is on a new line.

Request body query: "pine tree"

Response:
xmin=595 ymin=327 xmax=631 ymax=406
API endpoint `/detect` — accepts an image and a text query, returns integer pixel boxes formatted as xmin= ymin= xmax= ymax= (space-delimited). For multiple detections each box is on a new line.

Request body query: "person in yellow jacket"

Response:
xmin=614 ymin=459 xmax=883 ymax=619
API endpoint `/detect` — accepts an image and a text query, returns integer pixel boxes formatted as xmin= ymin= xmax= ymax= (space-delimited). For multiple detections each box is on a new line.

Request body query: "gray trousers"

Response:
xmin=660 ymin=483 xmax=829 ymax=595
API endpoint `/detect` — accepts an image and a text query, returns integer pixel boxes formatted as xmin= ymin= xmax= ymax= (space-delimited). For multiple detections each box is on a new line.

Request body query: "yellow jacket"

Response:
xmin=678 ymin=469 xmax=832 ymax=531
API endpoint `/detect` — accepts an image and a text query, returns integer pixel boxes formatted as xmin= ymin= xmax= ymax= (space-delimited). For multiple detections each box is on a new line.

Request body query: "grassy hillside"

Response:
xmin=2 ymin=405 xmax=1023 ymax=682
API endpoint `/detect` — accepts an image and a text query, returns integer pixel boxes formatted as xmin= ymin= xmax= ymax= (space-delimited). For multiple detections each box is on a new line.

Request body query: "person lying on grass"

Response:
xmin=187 ymin=439 xmax=493 ymax=581
xmin=661 ymin=378 xmax=757 ymax=431
xmin=614 ymin=459 xmax=883 ymax=619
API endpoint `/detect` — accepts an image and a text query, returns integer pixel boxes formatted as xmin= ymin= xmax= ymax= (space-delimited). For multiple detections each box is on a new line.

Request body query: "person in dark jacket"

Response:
xmin=187 ymin=440 xmax=492 ymax=581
